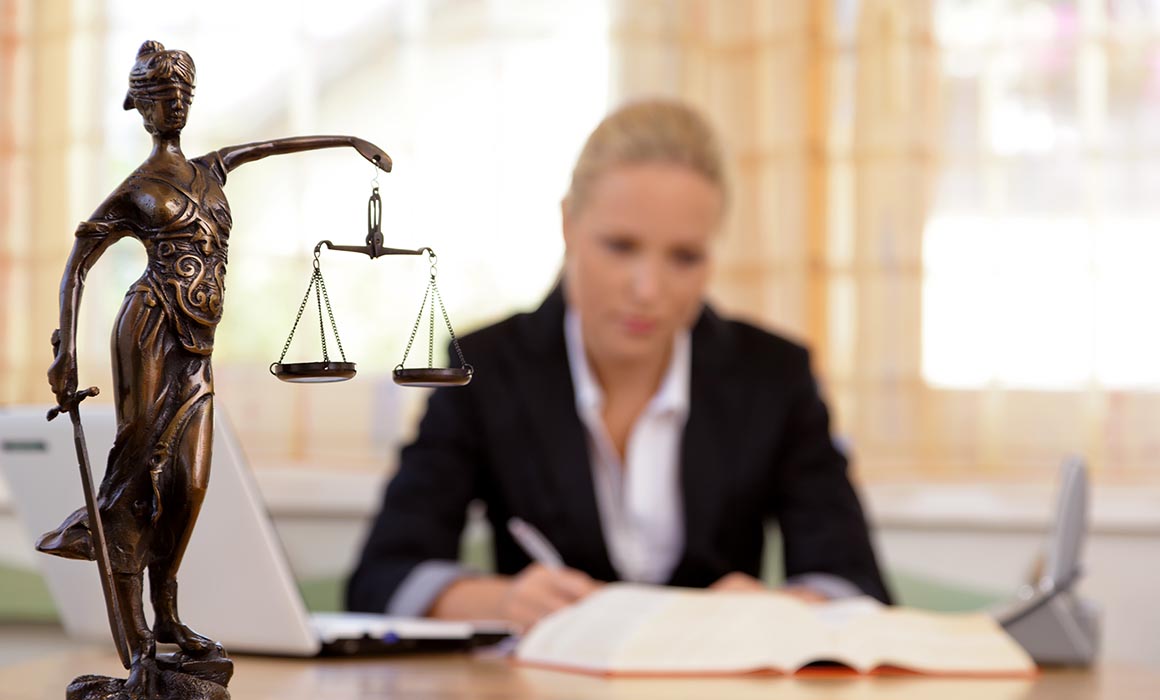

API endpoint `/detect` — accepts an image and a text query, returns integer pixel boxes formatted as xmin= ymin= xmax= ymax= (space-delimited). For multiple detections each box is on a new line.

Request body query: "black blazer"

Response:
xmin=347 ymin=288 xmax=891 ymax=612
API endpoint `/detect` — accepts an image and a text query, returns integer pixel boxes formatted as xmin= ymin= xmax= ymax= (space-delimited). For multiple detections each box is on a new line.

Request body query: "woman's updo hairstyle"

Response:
xmin=563 ymin=98 xmax=727 ymax=217
xmin=122 ymin=40 xmax=196 ymax=111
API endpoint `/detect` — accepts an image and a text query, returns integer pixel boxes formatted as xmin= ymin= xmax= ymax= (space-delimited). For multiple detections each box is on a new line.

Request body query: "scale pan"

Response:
xmin=393 ymin=366 xmax=473 ymax=388
xmin=271 ymin=361 xmax=357 ymax=383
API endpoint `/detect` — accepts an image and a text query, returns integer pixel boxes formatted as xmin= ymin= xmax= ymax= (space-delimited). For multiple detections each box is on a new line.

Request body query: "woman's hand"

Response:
xmin=709 ymin=572 xmax=828 ymax=603
xmin=498 ymin=564 xmax=601 ymax=631
xmin=778 ymin=585 xmax=828 ymax=604
xmin=430 ymin=565 xmax=600 ymax=632
xmin=709 ymin=571 xmax=767 ymax=592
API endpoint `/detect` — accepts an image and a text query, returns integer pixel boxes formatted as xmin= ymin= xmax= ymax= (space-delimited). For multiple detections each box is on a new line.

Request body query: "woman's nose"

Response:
xmin=630 ymin=258 xmax=662 ymax=302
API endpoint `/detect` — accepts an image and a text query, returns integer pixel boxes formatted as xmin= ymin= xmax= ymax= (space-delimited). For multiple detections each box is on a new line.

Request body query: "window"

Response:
xmin=7 ymin=0 xmax=611 ymax=468
xmin=924 ymin=0 xmax=1160 ymax=390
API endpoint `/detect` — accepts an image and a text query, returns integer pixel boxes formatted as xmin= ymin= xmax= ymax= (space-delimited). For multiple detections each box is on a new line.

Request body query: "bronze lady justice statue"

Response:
xmin=42 ymin=40 xmax=391 ymax=697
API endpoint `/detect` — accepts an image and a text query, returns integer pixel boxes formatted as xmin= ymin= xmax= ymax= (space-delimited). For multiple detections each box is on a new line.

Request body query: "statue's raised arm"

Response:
xmin=216 ymin=135 xmax=392 ymax=174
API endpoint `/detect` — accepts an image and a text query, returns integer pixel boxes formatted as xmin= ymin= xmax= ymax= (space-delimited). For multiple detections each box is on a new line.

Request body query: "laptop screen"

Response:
xmin=0 ymin=405 xmax=320 ymax=655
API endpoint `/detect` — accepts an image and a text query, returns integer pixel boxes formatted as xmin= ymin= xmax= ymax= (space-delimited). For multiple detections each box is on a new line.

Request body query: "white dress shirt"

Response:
xmin=564 ymin=309 xmax=689 ymax=584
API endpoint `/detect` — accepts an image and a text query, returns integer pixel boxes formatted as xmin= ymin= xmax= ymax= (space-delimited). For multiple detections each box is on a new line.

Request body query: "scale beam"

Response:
xmin=314 ymin=240 xmax=431 ymax=260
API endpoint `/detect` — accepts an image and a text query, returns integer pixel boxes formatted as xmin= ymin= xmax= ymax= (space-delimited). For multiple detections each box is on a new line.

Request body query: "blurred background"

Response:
xmin=1 ymin=0 xmax=1158 ymax=667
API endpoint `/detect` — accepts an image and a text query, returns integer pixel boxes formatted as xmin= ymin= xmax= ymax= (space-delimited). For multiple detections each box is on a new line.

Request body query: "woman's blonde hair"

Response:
xmin=563 ymin=98 xmax=726 ymax=216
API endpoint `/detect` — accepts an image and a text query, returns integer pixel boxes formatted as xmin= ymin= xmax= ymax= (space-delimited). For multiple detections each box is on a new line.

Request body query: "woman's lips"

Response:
xmin=622 ymin=316 xmax=658 ymax=335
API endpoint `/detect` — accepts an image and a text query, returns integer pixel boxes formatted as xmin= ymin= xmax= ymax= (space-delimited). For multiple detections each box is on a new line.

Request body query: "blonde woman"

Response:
xmin=348 ymin=99 xmax=890 ymax=630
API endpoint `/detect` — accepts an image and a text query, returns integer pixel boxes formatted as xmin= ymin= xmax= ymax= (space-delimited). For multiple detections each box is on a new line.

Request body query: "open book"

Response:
xmin=515 ymin=583 xmax=1035 ymax=677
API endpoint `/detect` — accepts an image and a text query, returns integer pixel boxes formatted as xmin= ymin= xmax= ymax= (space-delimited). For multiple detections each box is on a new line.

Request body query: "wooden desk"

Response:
xmin=1 ymin=648 xmax=1157 ymax=700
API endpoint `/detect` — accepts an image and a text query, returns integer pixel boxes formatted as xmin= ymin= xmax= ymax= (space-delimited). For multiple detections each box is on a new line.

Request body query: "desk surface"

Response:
xmin=1 ymin=647 xmax=1157 ymax=700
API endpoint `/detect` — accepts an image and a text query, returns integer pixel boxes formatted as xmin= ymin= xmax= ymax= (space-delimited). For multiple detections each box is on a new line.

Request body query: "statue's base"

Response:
xmin=156 ymin=651 xmax=234 ymax=687
xmin=66 ymin=653 xmax=233 ymax=700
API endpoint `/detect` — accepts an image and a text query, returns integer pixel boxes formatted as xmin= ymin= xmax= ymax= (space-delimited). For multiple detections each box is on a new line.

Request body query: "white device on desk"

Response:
xmin=992 ymin=456 xmax=1101 ymax=665
xmin=0 ymin=405 xmax=509 ymax=657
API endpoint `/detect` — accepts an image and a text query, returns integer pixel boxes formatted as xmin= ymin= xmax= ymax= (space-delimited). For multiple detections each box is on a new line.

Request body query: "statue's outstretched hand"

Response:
xmin=352 ymin=138 xmax=393 ymax=173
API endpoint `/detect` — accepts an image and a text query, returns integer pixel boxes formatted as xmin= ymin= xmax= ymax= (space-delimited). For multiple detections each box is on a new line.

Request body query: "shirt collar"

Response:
xmin=564 ymin=309 xmax=691 ymax=419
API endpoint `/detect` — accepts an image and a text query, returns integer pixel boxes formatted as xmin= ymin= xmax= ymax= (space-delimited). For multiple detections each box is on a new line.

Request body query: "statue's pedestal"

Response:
xmin=66 ymin=653 xmax=233 ymax=700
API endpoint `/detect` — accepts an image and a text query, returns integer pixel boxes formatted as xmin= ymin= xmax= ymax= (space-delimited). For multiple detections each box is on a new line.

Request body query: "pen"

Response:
xmin=507 ymin=517 xmax=564 ymax=570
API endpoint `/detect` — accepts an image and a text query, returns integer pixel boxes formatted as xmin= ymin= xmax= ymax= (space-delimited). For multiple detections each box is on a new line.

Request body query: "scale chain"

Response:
xmin=432 ymin=282 xmax=469 ymax=368
xmin=317 ymin=272 xmax=348 ymax=362
xmin=398 ymin=248 xmax=469 ymax=371
xmin=399 ymin=282 xmax=431 ymax=369
xmin=316 ymin=270 xmax=329 ymax=362
xmin=278 ymin=270 xmax=318 ymax=364
xmin=279 ymin=258 xmax=349 ymax=365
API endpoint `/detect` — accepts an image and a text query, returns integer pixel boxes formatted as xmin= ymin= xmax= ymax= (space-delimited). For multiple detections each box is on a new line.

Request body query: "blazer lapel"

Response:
xmin=511 ymin=288 xmax=616 ymax=580
xmin=671 ymin=306 xmax=741 ymax=586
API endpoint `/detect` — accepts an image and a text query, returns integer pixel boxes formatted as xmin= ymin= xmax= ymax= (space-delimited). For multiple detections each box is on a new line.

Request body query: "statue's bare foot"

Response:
xmin=153 ymin=619 xmax=222 ymax=658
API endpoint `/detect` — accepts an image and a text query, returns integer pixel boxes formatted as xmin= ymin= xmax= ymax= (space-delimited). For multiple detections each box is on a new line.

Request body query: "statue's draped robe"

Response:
xmin=38 ymin=153 xmax=231 ymax=574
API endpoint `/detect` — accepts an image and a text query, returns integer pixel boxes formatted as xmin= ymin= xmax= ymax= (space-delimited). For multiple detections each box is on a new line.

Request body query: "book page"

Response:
xmin=518 ymin=583 xmax=832 ymax=674
xmin=836 ymin=608 xmax=1035 ymax=675
xmin=612 ymin=588 xmax=832 ymax=673
xmin=516 ymin=583 xmax=1034 ymax=676
xmin=517 ymin=584 xmax=672 ymax=673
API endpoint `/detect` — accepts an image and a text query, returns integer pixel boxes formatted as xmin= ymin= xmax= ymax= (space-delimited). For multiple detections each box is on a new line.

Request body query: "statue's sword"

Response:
xmin=48 ymin=387 xmax=131 ymax=669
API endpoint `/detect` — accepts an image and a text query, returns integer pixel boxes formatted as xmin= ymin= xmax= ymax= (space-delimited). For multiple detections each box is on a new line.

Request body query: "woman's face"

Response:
xmin=562 ymin=161 xmax=723 ymax=367
xmin=136 ymin=84 xmax=193 ymax=136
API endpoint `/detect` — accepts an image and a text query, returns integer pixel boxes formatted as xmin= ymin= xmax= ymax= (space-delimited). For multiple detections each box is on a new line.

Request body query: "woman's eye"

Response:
xmin=602 ymin=236 xmax=637 ymax=255
xmin=671 ymin=248 xmax=705 ymax=266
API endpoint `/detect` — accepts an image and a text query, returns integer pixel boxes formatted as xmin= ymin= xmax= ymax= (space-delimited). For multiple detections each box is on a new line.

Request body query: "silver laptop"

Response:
xmin=0 ymin=404 xmax=507 ymax=656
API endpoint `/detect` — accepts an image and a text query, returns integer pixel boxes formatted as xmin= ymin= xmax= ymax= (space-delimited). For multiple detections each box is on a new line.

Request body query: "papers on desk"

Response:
xmin=310 ymin=613 xmax=513 ymax=655
xmin=515 ymin=583 xmax=1036 ymax=677
xmin=311 ymin=613 xmax=475 ymax=643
